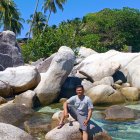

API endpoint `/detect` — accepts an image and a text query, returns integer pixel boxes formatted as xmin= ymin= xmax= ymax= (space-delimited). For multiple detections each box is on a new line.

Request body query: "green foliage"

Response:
xmin=22 ymin=7 xmax=140 ymax=62
xmin=0 ymin=0 xmax=24 ymax=35
xmin=27 ymin=12 xmax=47 ymax=37
xmin=83 ymin=7 xmax=140 ymax=51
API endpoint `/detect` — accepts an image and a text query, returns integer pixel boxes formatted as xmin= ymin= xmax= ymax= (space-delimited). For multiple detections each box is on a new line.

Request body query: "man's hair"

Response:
xmin=76 ymin=85 xmax=84 ymax=89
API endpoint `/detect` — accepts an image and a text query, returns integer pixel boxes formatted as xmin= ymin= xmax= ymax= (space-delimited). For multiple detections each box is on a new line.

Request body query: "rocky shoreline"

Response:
xmin=1 ymin=31 xmax=140 ymax=139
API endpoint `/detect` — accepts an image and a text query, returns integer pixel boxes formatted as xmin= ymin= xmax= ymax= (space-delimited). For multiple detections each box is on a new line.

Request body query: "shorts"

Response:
xmin=67 ymin=104 xmax=88 ymax=131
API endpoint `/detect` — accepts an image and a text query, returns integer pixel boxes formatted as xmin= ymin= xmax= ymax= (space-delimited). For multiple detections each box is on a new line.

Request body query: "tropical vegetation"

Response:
xmin=0 ymin=1 xmax=140 ymax=63
xmin=0 ymin=0 xmax=24 ymax=35
xmin=22 ymin=7 xmax=140 ymax=62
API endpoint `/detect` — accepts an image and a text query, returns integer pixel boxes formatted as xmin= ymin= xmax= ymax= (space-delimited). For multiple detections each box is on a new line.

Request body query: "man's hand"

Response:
xmin=83 ymin=119 xmax=89 ymax=126
xmin=64 ymin=113 xmax=69 ymax=118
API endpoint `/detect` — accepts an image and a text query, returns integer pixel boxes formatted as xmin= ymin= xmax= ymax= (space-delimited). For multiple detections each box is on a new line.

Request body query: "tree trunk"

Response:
xmin=28 ymin=0 xmax=39 ymax=40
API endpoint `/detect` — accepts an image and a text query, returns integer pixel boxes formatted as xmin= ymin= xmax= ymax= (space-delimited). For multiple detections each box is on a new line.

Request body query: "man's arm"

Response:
xmin=83 ymin=108 xmax=93 ymax=126
xmin=63 ymin=101 xmax=69 ymax=118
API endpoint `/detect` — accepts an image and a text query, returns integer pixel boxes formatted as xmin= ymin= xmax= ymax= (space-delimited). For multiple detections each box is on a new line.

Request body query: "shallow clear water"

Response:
xmin=34 ymin=102 xmax=140 ymax=140
xmin=92 ymin=104 xmax=140 ymax=140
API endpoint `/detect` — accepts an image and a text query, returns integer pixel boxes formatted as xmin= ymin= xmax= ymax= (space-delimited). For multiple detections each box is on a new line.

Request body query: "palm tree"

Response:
xmin=0 ymin=0 xmax=24 ymax=35
xmin=42 ymin=0 xmax=67 ymax=32
xmin=27 ymin=12 xmax=47 ymax=37
xmin=28 ymin=0 xmax=40 ymax=39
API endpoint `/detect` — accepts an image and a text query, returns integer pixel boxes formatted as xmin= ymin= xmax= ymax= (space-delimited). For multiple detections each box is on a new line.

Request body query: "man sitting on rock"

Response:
xmin=57 ymin=85 xmax=94 ymax=140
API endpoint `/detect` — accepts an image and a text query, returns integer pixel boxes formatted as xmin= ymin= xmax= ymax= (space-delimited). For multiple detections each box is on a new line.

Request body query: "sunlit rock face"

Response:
xmin=0 ymin=30 xmax=24 ymax=71
xmin=0 ymin=123 xmax=35 ymax=140
xmin=0 ymin=66 xmax=41 ymax=94
xmin=35 ymin=46 xmax=75 ymax=105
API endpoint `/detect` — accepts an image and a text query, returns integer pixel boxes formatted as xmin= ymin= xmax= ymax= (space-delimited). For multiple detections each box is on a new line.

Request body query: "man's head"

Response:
xmin=76 ymin=85 xmax=84 ymax=96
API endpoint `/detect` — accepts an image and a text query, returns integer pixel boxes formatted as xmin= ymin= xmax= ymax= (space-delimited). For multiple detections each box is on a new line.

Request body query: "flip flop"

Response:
xmin=57 ymin=123 xmax=65 ymax=129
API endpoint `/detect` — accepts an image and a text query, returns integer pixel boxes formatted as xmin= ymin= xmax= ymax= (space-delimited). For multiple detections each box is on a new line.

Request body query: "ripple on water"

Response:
xmin=109 ymin=131 xmax=140 ymax=140
xmin=102 ymin=124 xmax=128 ymax=131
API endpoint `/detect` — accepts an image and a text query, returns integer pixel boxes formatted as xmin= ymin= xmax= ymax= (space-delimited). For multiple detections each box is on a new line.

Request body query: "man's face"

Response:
xmin=76 ymin=87 xmax=84 ymax=96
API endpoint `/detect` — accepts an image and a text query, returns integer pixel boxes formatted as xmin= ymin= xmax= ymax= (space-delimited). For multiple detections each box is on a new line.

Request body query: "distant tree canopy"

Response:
xmin=22 ymin=7 xmax=140 ymax=62
xmin=83 ymin=7 xmax=140 ymax=52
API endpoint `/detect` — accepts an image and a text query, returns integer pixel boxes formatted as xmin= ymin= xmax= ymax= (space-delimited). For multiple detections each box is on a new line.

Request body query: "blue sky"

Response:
xmin=13 ymin=0 xmax=140 ymax=38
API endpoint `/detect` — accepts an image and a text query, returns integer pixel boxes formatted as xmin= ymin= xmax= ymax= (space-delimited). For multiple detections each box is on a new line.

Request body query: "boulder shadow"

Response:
xmin=112 ymin=70 xmax=127 ymax=83
xmin=87 ymin=120 xmax=103 ymax=140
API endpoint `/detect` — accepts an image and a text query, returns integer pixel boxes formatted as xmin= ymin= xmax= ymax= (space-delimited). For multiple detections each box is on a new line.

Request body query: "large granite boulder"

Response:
xmin=0 ymin=103 xmax=34 ymax=125
xmin=51 ymin=111 xmax=104 ymax=140
xmin=87 ymin=85 xmax=125 ymax=105
xmin=0 ymin=30 xmax=24 ymax=70
xmin=127 ymin=65 xmax=140 ymax=89
xmin=93 ymin=76 xmax=114 ymax=86
xmin=0 ymin=53 xmax=13 ymax=68
xmin=75 ymin=60 xmax=120 ymax=82
xmin=81 ymin=79 xmax=93 ymax=92
xmin=0 ymin=66 xmax=41 ymax=94
xmin=45 ymin=121 xmax=82 ymax=140
xmin=104 ymin=105 xmax=140 ymax=121
xmin=73 ymin=50 xmax=140 ymax=83
xmin=121 ymin=87 xmax=140 ymax=101
xmin=36 ymin=53 xmax=56 ymax=73
xmin=34 ymin=46 xmax=75 ymax=105
xmin=78 ymin=47 xmax=97 ymax=58
xmin=0 ymin=123 xmax=35 ymax=140
xmin=0 ymin=80 xmax=11 ymax=97
xmin=75 ymin=46 xmax=97 ymax=64
xmin=14 ymin=90 xmax=38 ymax=108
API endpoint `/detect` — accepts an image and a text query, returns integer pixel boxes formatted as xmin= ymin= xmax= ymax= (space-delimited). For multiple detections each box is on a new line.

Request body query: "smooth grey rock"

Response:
xmin=35 ymin=46 xmax=75 ymax=105
xmin=93 ymin=77 xmax=114 ymax=86
xmin=114 ymin=80 xmax=123 ymax=85
xmin=0 ymin=103 xmax=34 ymax=125
xmin=127 ymin=65 xmax=140 ymax=89
xmin=31 ymin=58 xmax=44 ymax=66
xmin=81 ymin=79 xmax=93 ymax=92
xmin=112 ymin=84 xmax=122 ymax=90
xmin=121 ymin=87 xmax=140 ymax=101
xmin=0 ymin=66 xmax=41 ymax=94
xmin=75 ymin=47 xmax=97 ymax=64
xmin=73 ymin=50 xmax=140 ymax=83
xmin=87 ymin=85 xmax=125 ymax=105
xmin=45 ymin=121 xmax=82 ymax=140
xmin=0 ymin=123 xmax=35 ymax=140
xmin=0 ymin=53 xmax=13 ymax=69
xmin=0 ymin=30 xmax=24 ymax=68
xmin=104 ymin=105 xmax=140 ymax=121
xmin=122 ymin=83 xmax=131 ymax=87
xmin=78 ymin=46 xmax=97 ymax=58
xmin=0 ymin=80 xmax=11 ymax=97
xmin=0 ymin=30 xmax=16 ymax=46
xmin=14 ymin=90 xmax=37 ymax=108
xmin=77 ymin=60 xmax=120 ymax=81
xmin=36 ymin=53 xmax=56 ymax=73
xmin=49 ymin=111 xmax=103 ymax=140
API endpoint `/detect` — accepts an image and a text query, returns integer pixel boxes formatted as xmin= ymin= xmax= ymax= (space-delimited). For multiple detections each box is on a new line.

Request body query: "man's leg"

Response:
xmin=58 ymin=104 xmax=77 ymax=129
xmin=83 ymin=131 xmax=88 ymax=140
xmin=59 ymin=110 xmax=65 ymax=125
xmin=77 ymin=115 xmax=88 ymax=140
